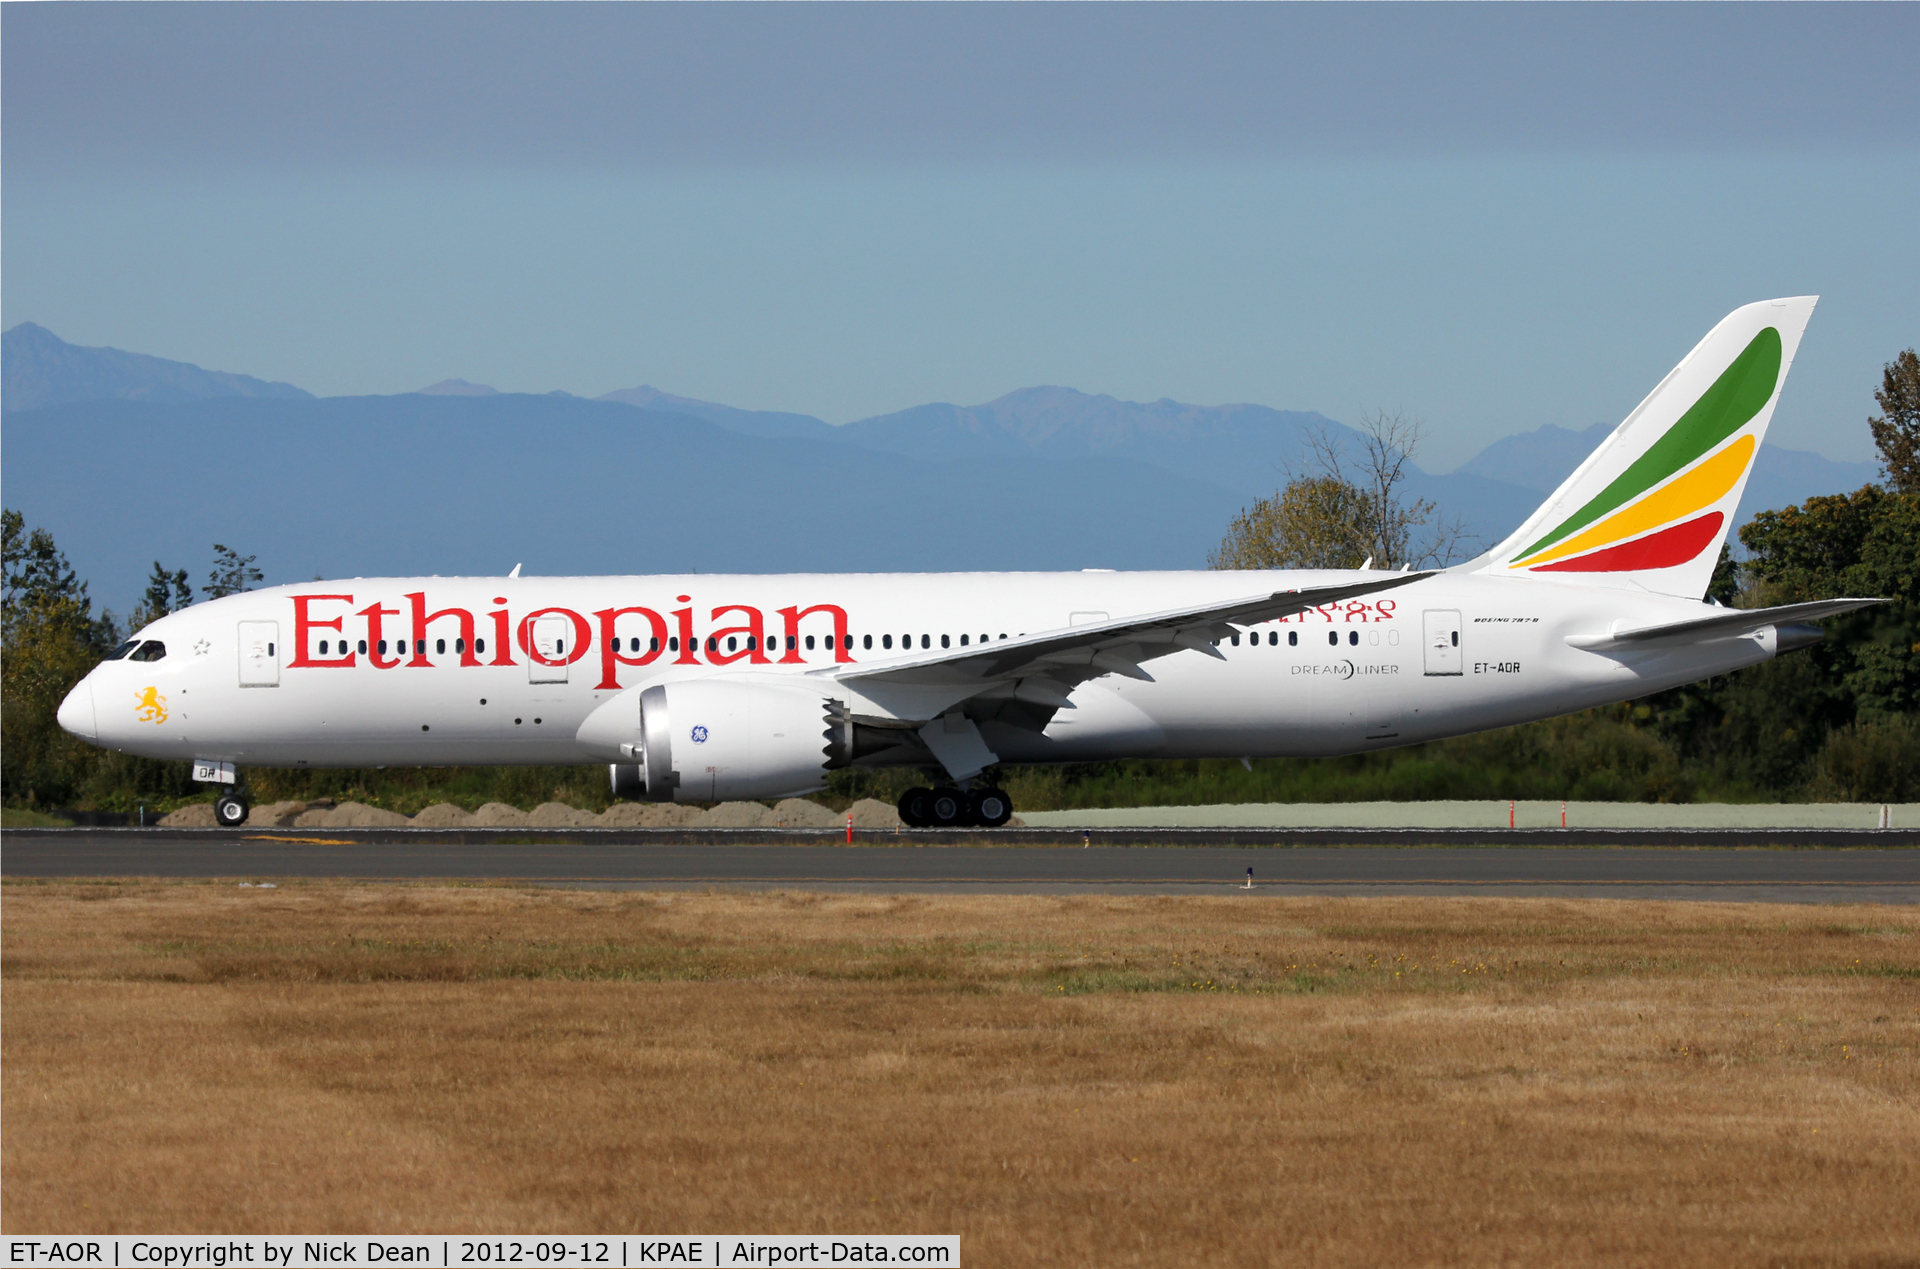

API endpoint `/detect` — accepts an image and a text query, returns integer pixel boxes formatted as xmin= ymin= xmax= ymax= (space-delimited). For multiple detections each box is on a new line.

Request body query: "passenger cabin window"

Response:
xmin=941 ymin=634 xmax=950 ymax=648
xmin=129 ymin=640 xmax=166 ymax=662
xmin=921 ymin=634 xmax=930 ymax=649
xmin=455 ymin=638 xmax=465 ymax=653
xmin=104 ymin=640 xmax=140 ymax=661
xmin=378 ymin=640 xmax=389 ymax=654
xmin=883 ymin=634 xmax=894 ymax=649
xmin=1230 ymin=634 xmax=1240 ymax=646
xmin=358 ymin=640 xmax=369 ymax=654
xmin=1451 ymin=631 xmax=1459 ymax=646
xmin=1288 ymin=631 xmax=1298 ymax=647
xmin=1328 ymin=632 xmax=1338 ymax=646
xmin=669 ymin=637 xmax=680 ymax=651
xmin=436 ymin=639 xmax=447 ymax=654
xmin=863 ymin=635 xmax=873 ymax=650
xmin=960 ymin=634 xmax=969 ymax=646
xmin=1349 ymin=631 xmax=1359 ymax=646
xmin=806 ymin=635 xmax=816 ymax=650
xmin=475 ymin=639 xmax=486 ymax=653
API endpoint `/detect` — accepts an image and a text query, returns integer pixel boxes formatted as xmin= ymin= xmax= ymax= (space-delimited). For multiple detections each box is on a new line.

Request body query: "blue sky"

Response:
xmin=5 ymin=3 xmax=1916 ymax=469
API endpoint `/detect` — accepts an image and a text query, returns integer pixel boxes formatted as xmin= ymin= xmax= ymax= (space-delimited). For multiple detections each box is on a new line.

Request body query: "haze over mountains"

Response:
xmin=1 ymin=322 xmax=312 ymax=412
xmin=1 ymin=323 xmax=1878 ymax=611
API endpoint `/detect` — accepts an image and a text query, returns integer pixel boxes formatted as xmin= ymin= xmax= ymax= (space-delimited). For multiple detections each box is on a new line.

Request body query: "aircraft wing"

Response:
xmin=813 ymin=572 xmax=1435 ymax=707
xmin=1565 ymin=598 xmax=1883 ymax=651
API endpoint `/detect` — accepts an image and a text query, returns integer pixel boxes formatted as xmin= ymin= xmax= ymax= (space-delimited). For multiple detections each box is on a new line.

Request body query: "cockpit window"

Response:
xmin=102 ymin=640 xmax=141 ymax=661
xmin=128 ymin=641 xmax=167 ymax=662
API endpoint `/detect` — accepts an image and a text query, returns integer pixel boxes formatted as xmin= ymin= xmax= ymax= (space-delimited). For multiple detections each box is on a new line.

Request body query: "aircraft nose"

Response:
xmin=57 ymin=678 xmax=96 ymax=740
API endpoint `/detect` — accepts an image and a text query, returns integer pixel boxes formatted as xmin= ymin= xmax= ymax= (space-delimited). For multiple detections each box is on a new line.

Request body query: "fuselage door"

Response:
xmin=528 ymin=615 xmax=569 ymax=684
xmin=237 ymin=621 xmax=280 ymax=687
xmin=1422 ymin=610 xmax=1463 ymax=676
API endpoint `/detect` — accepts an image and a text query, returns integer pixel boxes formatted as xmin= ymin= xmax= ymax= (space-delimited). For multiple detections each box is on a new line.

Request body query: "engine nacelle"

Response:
xmin=630 ymin=679 xmax=836 ymax=803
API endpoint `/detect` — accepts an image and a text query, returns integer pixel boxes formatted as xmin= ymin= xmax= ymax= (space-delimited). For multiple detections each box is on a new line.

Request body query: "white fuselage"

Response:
xmin=62 ymin=569 xmax=1776 ymax=776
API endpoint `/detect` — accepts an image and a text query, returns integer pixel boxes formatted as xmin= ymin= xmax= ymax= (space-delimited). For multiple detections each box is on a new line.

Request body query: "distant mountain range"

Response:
xmin=0 ymin=322 xmax=1880 ymax=609
xmin=1 ymin=322 xmax=312 ymax=413
xmin=1455 ymin=419 xmax=1876 ymax=540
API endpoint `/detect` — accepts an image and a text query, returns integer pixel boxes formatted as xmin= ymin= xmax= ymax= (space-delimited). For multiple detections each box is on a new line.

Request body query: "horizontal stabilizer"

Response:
xmin=1564 ymin=598 xmax=1882 ymax=651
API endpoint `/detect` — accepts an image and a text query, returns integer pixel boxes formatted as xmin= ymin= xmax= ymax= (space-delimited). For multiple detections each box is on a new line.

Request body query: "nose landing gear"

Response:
xmin=896 ymin=784 xmax=1014 ymax=829
xmin=213 ymin=790 xmax=251 ymax=827
xmin=194 ymin=758 xmax=250 ymax=827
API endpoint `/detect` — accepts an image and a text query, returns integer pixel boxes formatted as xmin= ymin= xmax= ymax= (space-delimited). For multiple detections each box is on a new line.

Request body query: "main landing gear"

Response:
xmin=897 ymin=784 xmax=1015 ymax=829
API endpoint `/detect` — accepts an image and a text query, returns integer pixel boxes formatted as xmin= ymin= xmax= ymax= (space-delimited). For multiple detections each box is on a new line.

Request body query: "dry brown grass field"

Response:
xmin=4 ymin=881 xmax=1917 ymax=1266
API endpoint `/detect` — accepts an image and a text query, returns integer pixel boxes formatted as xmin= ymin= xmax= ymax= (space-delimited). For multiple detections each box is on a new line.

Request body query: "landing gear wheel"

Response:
xmin=969 ymin=786 xmax=1013 ymax=828
xmin=897 ymin=787 xmax=934 ymax=828
xmin=213 ymin=792 xmax=250 ymax=828
xmin=927 ymin=786 xmax=966 ymax=828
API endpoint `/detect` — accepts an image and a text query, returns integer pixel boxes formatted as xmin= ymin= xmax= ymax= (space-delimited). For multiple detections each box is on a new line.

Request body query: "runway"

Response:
xmin=5 ymin=826 xmax=1916 ymax=901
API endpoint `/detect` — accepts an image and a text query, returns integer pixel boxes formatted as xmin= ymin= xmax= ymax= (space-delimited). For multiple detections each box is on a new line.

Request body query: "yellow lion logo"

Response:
xmin=134 ymin=687 xmax=167 ymax=724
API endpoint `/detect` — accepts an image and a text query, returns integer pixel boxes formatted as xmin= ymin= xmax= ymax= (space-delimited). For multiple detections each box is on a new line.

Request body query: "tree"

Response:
xmin=126 ymin=561 xmax=194 ymax=634
xmin=1869 ymin=348 xmax=1920 ymax=494
xmin=1212 ymin=410 xmax=1475 ymax=571
xmin=1737 ymin=481 xmax=1920 ymax=729
xmin=205 ymin=544 xmax=262 ymax=599
xmin=145 ymin=562 xmax=193 ymax=616
xmin=2 ymin=511 xmax=119 ymax=807
xmin=2 ymin=509 xmax=116 ymax=652
xmin=1210 ymin=476 xmax=1374 ymax=570
xmin=4 ymin=508 xmax=86 ymax=622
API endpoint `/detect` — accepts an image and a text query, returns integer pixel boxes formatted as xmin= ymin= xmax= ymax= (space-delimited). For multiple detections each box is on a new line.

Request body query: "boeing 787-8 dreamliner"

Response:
xmin=58 ymin=298 xmax=1878 ymax=827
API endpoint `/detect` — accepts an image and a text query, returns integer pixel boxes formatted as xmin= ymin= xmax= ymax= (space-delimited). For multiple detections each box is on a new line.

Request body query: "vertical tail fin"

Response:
xmin=1474 ymin=297 xmax=1817 ymax=598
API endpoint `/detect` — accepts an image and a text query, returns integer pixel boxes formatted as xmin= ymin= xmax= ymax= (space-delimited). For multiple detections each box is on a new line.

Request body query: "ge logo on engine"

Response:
xmin=690 ymin=725 xmax=710 ymax=744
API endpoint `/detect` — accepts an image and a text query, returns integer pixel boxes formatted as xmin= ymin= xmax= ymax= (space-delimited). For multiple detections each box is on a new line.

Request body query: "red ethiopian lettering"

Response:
xmin=594 ymin=606 xmax=669 ymax=689
xmin=406 ymin=593 xmax=481 ymax=666
xmin=778 ymin=603 xmax=854 ymax=664
xmin=706 ymin=605 xmax=769 ymax=666
xmin=359 ymin=602 xmax=402 ymax=669
xmin=672 ymin=596 xmax=701 ymax=665
xmin=290 ymin=594 xmax=355 ymax=667
xmin=488 ymin=599 xmax=516 ymax=666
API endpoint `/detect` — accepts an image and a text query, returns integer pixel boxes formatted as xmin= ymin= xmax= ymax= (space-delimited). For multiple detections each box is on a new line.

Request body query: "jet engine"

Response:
xmin=586 ymin=676 xmax=928 ymax=802
xmin=586 ymin=676 xmax=880 ymax=802
xmin=634 ymin=679 xmax=831 ymax=802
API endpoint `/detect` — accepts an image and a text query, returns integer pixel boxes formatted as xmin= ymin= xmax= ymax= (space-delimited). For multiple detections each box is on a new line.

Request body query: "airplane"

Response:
xmin=57 ymin=297 xmax=1879 ymax=829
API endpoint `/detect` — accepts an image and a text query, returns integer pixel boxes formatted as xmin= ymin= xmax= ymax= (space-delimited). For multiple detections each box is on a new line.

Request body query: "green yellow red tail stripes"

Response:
xmin=1477 ymin=298 xmax=1817 ymax=599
